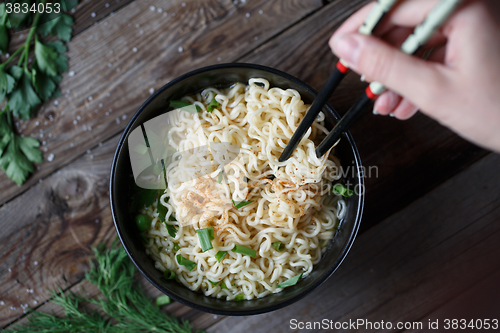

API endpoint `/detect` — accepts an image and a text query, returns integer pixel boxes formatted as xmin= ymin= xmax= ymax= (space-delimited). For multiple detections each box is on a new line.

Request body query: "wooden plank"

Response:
xmin=5 ymin=0 xmax=136 ymax=53
xmin=402 ymin=269 xmax=500 ymax=333
xmin=239 ymin=0 xmax=489 ymax=229
xmin=207 ymin=153 xmax=500 ymax=333
xmin=0 ymin=0 xmax=324 ymax=327
xmin=0 ymin=0 xmax=323 ymax=204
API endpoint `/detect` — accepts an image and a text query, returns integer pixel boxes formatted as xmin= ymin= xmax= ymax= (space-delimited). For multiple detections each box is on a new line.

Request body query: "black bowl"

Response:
xmin=110 ymin=63 xmax=364 ymax=315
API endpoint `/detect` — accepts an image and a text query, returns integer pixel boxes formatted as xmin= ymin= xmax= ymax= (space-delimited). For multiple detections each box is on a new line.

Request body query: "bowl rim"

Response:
xmin=110 ymin=62 xmax=364 ymax=316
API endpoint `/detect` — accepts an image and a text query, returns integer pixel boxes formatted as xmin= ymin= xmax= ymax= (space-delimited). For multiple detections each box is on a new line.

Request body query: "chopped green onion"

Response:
xmin=176 ymin=255 xmax=196 ymax=271
xmin=218 ymin=170 xmax=223 ymax=184
xmin=232 ymin=244 xmax=256 ymax=257
xmin=169 ymin=100 xmax=201 ymax=113
xmin=234 ymin=294 xmax=245 ymax=301
xmin=163 ymin=269 xmax=175 ymax=280
xmin=332 ymin=183 xmax=354 ymax=197
xmin=156 ymin=295 xmax=171 ymax=306
xmin=220 ymin=282 xmax=227 ymax=289
xmin=197 ymin=227 xmax=215 ymax=252
xmin=165 ymin=224 xmax=177 ymax=238
xmin=272 ymin=241 xmax=284 ymax=251
xmin=215 ymin=250 xmax=227 ymax=262
xmin=208 ymin=280 xmax=219 ymax=286
xmin=135 ymin=214 xmax=151 ymax=232
xmin=207 ymin=98 xmax=220 ymax=112
xmin=232 ymin=199 xmax=254 ymax=209
xmin=172 ymin=243 xmax=181 ymax=251
xmin=169 ymin=100 xmax=191 ymax=108
xmin=278 ymin=273 xmax=303 ymax=288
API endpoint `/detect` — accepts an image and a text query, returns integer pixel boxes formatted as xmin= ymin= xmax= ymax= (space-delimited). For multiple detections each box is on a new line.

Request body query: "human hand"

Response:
xmin=329 ymin=0 xmax=500 ymax=153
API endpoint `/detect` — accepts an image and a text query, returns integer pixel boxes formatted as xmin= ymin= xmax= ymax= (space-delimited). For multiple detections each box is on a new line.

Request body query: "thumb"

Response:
xmin=330 ymin=33 xmax=447 ymax=110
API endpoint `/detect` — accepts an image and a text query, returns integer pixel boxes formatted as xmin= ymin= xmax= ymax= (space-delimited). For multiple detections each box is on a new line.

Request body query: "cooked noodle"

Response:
xmin=143 ymin=78 xmax=344 ymax=300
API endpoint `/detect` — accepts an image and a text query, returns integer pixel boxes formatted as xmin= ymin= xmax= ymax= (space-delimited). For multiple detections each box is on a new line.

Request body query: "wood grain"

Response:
xmin=207 ymin=153 xmax=500 ymax=333
xmin=0 ymin=0 xmax=323 ymax=205
xmin=239 ymin=0 xmax=488 ymax=230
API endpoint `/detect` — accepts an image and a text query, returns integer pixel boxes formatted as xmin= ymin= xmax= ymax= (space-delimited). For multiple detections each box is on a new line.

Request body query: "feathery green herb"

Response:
xmin=0 ymin=1 xmax=77 ymax=185
xmin=6 ymin=239 xmax=204 ymax=333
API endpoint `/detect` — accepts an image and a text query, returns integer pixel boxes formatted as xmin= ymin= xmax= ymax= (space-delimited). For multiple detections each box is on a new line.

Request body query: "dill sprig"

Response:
xmin=7 ymin=239 xmax=204 ymax=333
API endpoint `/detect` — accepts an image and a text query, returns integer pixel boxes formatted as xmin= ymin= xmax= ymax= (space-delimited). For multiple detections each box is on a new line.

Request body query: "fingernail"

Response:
xmin=332 ymin=34 xmax=361 ymax=67
xmin=389 ymin=113 xmax=395 ymax=117
xmin=373 ymin=108 xmax=379 ymax=115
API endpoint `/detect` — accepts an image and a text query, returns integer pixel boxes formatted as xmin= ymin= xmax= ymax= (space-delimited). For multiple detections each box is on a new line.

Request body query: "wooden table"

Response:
xmin=1 ymin=0 xmax=499 ymax=331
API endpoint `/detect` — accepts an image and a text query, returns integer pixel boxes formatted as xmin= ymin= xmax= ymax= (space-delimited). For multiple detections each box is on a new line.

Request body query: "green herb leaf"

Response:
xmin=8 ymin=68 xmax=41 ymax=119
xmin=6 ymin=0 xmax=31 ymax=29
xmin=232 ymin=244 xmax=256 ymax=257
xmin=166 ymin=224 xmax=178 ymax=238
xmin=272 ymin=241 xmax=284 ymax=251
xmin=197 ymin=227 xmax=215 ymax=252
xmin=0 ymin=135 xmax=42 ymax=185
xmin=32 ymin=66 xmax=58 ymax=101
xmin=155 ymin=295 xmax=171 ymax=306
xmin=157 ymin=196 xmax=168 ymax=222
xmin=208 ymin=280 xmax=219 ymax=286
xmin=176 ymin=254 xmax=196 ymax=271
xmin=220 ymin=282 xmax=228 ymax=289
xmin=207 ymin=98 xmax=220 ymax=112
xmin=37 ymin=14 xmax=74 ymax=42
xmin=0 ymin=68 xmax=16 ymax=101
xmin=215 ymin=250 xmax=227 ymax=263
xmin=278 ymin=273 xmax=303 ymax=288
xmin=45 ymin=41 xmax=69 ymax=74
xmin=332 ymin=183 xmax=354 ymax=197
xmin=163 ymin=269 xmax=176 ymax=280
xmin=232 ymin=199 xmax=254 ymax=209
xmin=172 ymin=243 xmax=181 ymax=251
xmin=234 ymin=294 xmax=245 ymax=301
xmin=35 ymin=38 xmax=60 ymax=77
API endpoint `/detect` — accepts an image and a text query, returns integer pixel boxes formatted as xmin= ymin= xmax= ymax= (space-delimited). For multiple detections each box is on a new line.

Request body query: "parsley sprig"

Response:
xmin=0 ymin=1 xmax=76 ymax=185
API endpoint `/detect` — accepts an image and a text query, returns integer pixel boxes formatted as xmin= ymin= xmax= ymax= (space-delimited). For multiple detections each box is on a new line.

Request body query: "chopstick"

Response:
xmin=278 ymin=0 xmax=400 ymax=163
xmin=315 ymin=0 xmax=462 ymax=158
